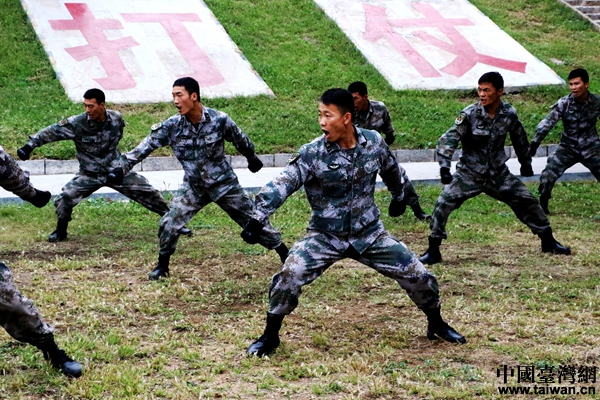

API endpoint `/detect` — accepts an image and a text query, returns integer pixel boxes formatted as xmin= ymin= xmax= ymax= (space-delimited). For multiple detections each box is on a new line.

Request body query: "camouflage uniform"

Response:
xmin=0 ymin=261 xmax=54 ymax=345
xmin=253 ymin=127 xmax=440 ymax=316
xmin=353 ymin=100 xmax=421 ymax=207
xmin=122 ymin=107 xmax=282 ymax=256
xmin=532 ymin=93 xmax=600 ymax=198
xmin=25 ymin=111 xmax=170 ymax=221
xmin=0 ymin=146 xmax=37 ymax=201
xmin=430 ymin=101 xmax=549 ymax=239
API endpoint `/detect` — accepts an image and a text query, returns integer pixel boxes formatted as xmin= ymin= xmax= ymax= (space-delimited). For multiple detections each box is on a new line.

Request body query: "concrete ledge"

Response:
xmin=231 ymin=155 xmax=248 ymax=169
xmin=45 ymin=159 xmax=79 ymax=175
xmin=396 ymin=149 xmax=435 ymax=162
xmin=141 ymin=157 xmax=181 ymax=171
xmin=14 ymin=144 xmax=561 ymax=175
xmin=17 ymin=160 xmax=45 ymax=175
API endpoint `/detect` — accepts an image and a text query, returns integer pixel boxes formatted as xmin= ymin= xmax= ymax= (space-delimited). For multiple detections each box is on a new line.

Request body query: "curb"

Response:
xmin=17 ymin=145 xmax=558 ymax=175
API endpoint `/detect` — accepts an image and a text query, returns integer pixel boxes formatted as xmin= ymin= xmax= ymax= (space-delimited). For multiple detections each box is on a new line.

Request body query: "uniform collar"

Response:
xmin=324 ymin=126 xmax=365 ymax=153
xmin=86 ymin=111 xmax=110 ymax=125
xmin=475 ymin=101 xmax=507 ymax=118
xmin=179 ymin=109 xmax=211 ymax=127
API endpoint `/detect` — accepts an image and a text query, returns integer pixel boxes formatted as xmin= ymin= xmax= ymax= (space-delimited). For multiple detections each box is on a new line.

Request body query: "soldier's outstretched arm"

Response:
xmin=531 ymin=100 xmax=563 ymax=152
xmin=437 ymin=113 xmax=465 ymax=171
xmin=120 ymin=122 xmax=169 ymax=174
xmin=18 ymin=120 xmax=77 ymax=160
xmin=378 ymin=135 xmax=405 ymax=202
xmin=253 ymin=151 xmax=308 ymax=224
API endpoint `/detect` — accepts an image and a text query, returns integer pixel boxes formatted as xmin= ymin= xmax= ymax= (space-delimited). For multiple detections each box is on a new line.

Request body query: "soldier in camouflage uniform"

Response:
xmin=419 ymin=72 xmax=571 ymax=265
xmin=0 ymin=146 xmax=50 ymax=207
xmin=242 ymin=88 xmax=465 ymax=358
xmin=116 ymin=77 xmax=288 ymax=280
xmin=0 ymin=260 xmax=82 ymax=377
xmin=528 ymin=68 xmax=600 ymax=214
xmin=17 ymin=88 xmax=187 ymax=242
xmin=348 ymin=81 xmax=431 ymax=221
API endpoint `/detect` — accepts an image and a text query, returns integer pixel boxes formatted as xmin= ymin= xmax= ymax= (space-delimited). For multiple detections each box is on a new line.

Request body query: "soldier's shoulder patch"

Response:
xmin=57 ymin=119 xmax=68 ymax=127
xmin=151 ymin=121 xmax=162 ymax=131
xmin=288 ymin=152 xmax=300 ymax=164
xmin=455 ymin=112 xmax=466 ymax=125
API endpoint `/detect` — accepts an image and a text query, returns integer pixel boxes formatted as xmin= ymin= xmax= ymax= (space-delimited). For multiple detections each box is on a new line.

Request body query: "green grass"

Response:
xmin=1 ymin=181 xmax=600 ymax=399
xmin=1 ymin=0 xmax=600 ymax=158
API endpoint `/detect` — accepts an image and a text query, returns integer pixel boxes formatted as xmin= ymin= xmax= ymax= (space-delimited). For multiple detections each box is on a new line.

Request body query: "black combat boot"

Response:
xmin=149 ymin=254 xmax=170 ymax=280
xmin=538 ymin=228 xmax=571 ymax=255
xmin=34 ymin=336 xmax=82 ymax=378
xmin=247 ymin=312 xmax=284 ymax=357
xmin=424 ymin=307 xmax=466 ymax=344
xmin=48 ymin=219 xmax=69 ymax=242
xmin=28 ymin=189 xmax=52 ymax=208
xmin=418 ymin=236 xmax=442 ymax=265
xmin=411 ymin=203 xmax=432 ymax=221
xmin=539 ymin=194 xmax=550 ymax=215
xmin=275 ymin=243 xmax=289 ymax=263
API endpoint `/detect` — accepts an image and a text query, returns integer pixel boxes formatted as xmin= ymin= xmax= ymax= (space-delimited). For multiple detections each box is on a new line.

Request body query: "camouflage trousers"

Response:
xmin=0 ymin=261 xmax=54 ymax=345
xmin=268 ymin=229 xmax=440 ymax=315
xmin=402 ymin=170 xmax=420 ymax=206
xmin=0 ymin=147 xmax=37 ymax=201
xmin=430 ymin=169 xmax=550 ymax=239
xmin=159 ymin=181 xmax=282 ymax=256
xmin=539 ymin=144 xmax=600 ymax=198
xmin=55 ymin=171 xmax=170 ymax=221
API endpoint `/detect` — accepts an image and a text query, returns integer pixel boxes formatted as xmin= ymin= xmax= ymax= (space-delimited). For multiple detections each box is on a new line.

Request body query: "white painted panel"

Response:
xmin=313 ymin=0 xmax=565 ymax=89
xmin=21 ymin=0 xmax=273 ymax=102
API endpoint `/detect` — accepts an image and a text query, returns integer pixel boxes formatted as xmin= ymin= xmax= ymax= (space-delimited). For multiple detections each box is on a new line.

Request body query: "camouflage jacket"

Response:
xmin=254 ymin=127 xmax=405 ymax=254
xmin=26 ymin=111 xmax=125 ymax=175
xmin=123 ymin=107 xmax=257 ymax=201
xmin=532 ymin=92 xmax=600 ymax=158
xmin=352 ymin=100 xmax=394 ymax=136
xmin=438 ymin=101 xmax=531 ymax=179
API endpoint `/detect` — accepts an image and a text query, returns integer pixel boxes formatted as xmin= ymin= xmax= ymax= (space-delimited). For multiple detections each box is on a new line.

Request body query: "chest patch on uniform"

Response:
xmin=151 ymin=121 xmax=162 ymax=131
xmin=477 ymin=125 xmax=485 ymax=129
xmin=288 ymin=152 xmax=300 ymax=164
xmin=328 ymin=163 xmax=340 ymax=170
xmin=57 ymin=119 xmax=68 ymax=127
xmin=455 ymin=113 xmax=466 ymax=125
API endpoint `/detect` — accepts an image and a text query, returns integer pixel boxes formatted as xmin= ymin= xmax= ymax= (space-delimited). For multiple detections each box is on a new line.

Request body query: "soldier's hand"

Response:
xmin=107 ymin=167 xmax=124 ymax=185
xmin=17 ymin=144 xmax=33 ymax=161
xmin=248 ymin=156 xmax=263 ymax=173
xmin=385 ymin=133 xmax=395 ymax=145
xmin=527 ymin=142 xmax=540 ymax=158
xmin=520 ymin=164 xmax=534 ymax=177
xmin=241 ymin=218 xmax=264 ymax=244
xmin=388 ymin=198 xmax=407 ymax=217
xmin=440 ymin=167 xmax=453 ymax=185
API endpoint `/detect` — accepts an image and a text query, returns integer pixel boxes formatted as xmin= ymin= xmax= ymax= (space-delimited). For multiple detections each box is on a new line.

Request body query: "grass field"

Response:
xmin=0 ymin=0 xmax=600 ymax=158
xmin=0 ymin=181 xmax=599 ymax=399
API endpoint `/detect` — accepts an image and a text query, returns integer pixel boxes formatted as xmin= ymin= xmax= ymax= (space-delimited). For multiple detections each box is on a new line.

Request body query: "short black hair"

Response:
xmin=320 ymin=88 xmax=354 ymax=116
xmin=173 ymin=77 xmax=200 ymax=99
xmin=347 ymin=81 xmax=368 ymax=96
xmin=568 ymin=68 xmax=589 ymax=83
xmin=83 ymin=88 xmax=105 ymax=105
xmin=478 ymin=72 xmax=504 ymax=90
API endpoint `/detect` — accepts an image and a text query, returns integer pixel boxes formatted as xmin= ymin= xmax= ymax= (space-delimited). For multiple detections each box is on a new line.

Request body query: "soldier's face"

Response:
xmin=318 ymin=102 xmax=351 ymax=143
xmin=172 ymin=86 xmax=198 ymax=116
xmin=569 ymin=77 xmax=589 ymax=100
xmin=83 ymin=98 xmax=105 ymax=122
xmin=351 ymin=92 xmax=369 ymax=112
xmin=477 ymin=83 xmax=503 ymax=109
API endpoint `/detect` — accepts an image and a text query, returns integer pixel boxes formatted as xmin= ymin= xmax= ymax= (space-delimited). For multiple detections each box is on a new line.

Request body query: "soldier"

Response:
xmin=528 ymin=68 xmax=600 ymax=214
xmin=115 ymin=77 xmax=288 ymax=280
xmin=242 ymin=88 xmax=465 ymax=358
xmin=348 ymin=81 xmax=431 ymax=221
xmin=419 ymin=72 xmax=571 ymax=265
xmin=0 ymin=146 xmax=50 ymax=207
xmin=0 ymin=260 xmax=82 ymax=377
xmin=17 ymin=88 xmax=190 ymax=242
